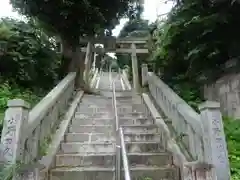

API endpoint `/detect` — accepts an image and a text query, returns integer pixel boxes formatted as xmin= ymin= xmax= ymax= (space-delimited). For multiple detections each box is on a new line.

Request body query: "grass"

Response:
xmin=0 ymin=81 xmax=45 ymax=136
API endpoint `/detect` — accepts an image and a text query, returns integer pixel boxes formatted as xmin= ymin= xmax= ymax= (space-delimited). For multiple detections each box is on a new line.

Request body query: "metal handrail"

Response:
xmin=112 ymin=80 xmax=119 ymax=131
xmin=119 ymin=127 xmax=131 ymax=180
xmin=111 ymin=71 xmax=131 ymax=180
xmin=112 ymin=79 xmax=121 ymax=180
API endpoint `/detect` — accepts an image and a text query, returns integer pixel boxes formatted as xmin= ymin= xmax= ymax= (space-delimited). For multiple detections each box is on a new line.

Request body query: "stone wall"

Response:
xmin=204 ymin=59 xmax=240 ymax=118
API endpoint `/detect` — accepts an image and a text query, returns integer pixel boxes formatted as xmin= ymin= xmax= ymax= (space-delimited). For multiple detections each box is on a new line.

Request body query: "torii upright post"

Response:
xmin=92 ymin=53 xmax=96 ymax=71
xmin=131 ymin=43 xmax=140 ymax=93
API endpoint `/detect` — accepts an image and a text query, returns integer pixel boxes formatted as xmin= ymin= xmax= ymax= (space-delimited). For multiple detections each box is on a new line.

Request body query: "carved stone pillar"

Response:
xmin=0 ymin=99 xmax=29 ymax=164
xmin=199 ymin=101 xmax=230 ymax=180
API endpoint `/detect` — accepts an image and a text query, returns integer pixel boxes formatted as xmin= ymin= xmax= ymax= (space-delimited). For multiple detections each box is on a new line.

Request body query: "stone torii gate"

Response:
xmin=80 ymin=36 xmax=148 ymax=92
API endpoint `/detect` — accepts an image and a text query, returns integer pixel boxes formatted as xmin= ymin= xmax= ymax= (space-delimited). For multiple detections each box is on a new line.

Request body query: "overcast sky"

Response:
xmin=0 ymin=0 xmax=174 ymax=36
xmin=113 ymin=0 xmax=174 ymax=36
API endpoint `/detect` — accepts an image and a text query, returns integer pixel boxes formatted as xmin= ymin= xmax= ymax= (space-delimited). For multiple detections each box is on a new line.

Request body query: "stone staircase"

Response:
xmin=0 ymin=69 xmax=222 ymax=180
xmin=117 ymin=96 xmax=178 ymax=180
xmin=49 ymin=76 xmax=178 ymax=180
xmin=0 ymin=42 xmax=227 ymax=180
xmin=50 ymin=95 xmax=115 ymax=180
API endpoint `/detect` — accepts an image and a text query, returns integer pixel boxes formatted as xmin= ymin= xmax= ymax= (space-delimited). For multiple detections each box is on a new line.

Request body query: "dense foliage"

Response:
xmin=0 ymin=18 xmax=63 ymax=127
xmin=224 ymin=117 xmax=240 ymax=179
xmin=149 ymin=0 xmax=240 ymax=104
xmin=9 ymin=0 xmax=145 ymax=90
xmin=10 ymin=0 xmax=143 ymax=44
xmin=0 ymin=18 xmax=63 ymax=88
xmin=119 ymin=18 xmax=150 ymax=38
xmin=146 ymin=0 xmax=240 ymax=178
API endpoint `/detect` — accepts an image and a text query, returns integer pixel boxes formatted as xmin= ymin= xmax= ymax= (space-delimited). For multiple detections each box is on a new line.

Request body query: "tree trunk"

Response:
xmin=74 ymin=47 xmax=85 ymax=88
xmin=61 ymin=39 xmax=97 ymax=93
xmin=62 ymin=40 xmax=84 ymax=87
xmin=62 ymin=39 xmax=73 ymax=59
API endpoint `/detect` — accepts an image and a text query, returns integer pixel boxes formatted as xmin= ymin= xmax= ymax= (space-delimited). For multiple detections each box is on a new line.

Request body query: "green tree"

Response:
xmin=0 ymin=18 xmax=62 ymax=133
xmin=148 ymin=2 xmax=240 ymax=178
xmin=119 ymin=18 xmax=150 ymax=38
xmin=10 ymin=0 xmax=143 ymax=89
xmin=0 ymin=18 xmax=61 ymax=89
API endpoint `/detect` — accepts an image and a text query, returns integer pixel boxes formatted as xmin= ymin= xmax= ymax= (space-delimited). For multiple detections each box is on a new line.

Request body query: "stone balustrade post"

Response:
xmin=141 ymin=64 xmax=148 ymax=87
xmin=0 ymin=99 xmax=29 ymax=164
xmin=199 ymin=101 xmax=230 ymax=180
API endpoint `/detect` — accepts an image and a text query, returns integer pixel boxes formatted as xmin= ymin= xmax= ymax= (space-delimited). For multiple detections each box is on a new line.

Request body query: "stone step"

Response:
xmin=50 ymin=166 xmax=114 ymax=180
xmin=75 ymin=113 xmax=112 ymax=119
xmin=77 ymin=103 xmax=111 ymax=108
xmin=71 ymin=118 xmax=112 ymax=126
xmin=77 ymin=104 xmax=113 ymax=110
xmin=118 ymin=116 xmax=149 ymax=122
xmin=55 ymin=153 xmax=115 ymax=167
xmin=119 ymin=117 xmax=153 ymax=126
xmin=78 ymin=104 xmax=110 ymax=108
xmin=129 ymin=165 xmax=177 ymax=180
xmin=78 ymin=102 xmax=111 ymax=106
xmin=118 ymin=111 xmax=144 ymax=117
xmin=77 ymin=108 xmax=111 ymax=113
xmin=51 ymin=165 xmax=177 ymax=180
xmin=78 ymin=104 xmax=111 ymax=108
xmin=115 ymin=101 xmax=134 ymax=105
xmin=60 ymin=142 xmax=115 ymax=154
xmin=80 ymin=96 xmax=110 ymax=100
xmin=79 ymin=103 xmax=140 ymax=107
xmin=75 ymin=111 xmax=112 ymax=116
xmin=125 ymin=141 xmax=164 ymax=153
xmin=124 ymin=133 xmax=161 ymax=142
xmin=65 ymin=133 xmax=114 ymax=142
xmin=122 ymin=124 xmax=159 ymax=134
xmin=117 ymin=104 xmax=144 ymax=109
xmin=80 ymin=98 xmax=111 ymax=101
xmin=115 ymin=109 xmax=139 ymax=114
xmin=116 ymin=102 xmax=143 ymax=106
xmin=116 ymin=96 xmax=141 ymax=100
xmin=127 ymin=152 xmax=172 ymax=166
xmin=69 ymin=125 xmax=113 ymax=133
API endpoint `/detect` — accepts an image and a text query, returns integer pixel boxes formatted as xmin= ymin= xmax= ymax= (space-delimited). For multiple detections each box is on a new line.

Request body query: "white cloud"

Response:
xmin=0 ymin=0 xmax=24 ymax=20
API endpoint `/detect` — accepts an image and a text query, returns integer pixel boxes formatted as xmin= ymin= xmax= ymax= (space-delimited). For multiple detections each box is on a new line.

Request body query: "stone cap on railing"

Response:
xmin=148 ymin=72 xmax=203 ymax=136
xmin=22 ymin=72 xmax=76 ymax=141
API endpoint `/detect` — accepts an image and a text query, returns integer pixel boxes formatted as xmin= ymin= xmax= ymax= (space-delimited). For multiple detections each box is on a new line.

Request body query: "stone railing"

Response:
xmin=0 ymin=72 xmax=77 ymax=179
xmin=142 ymin=93 xmax=216 ymax=180
xmin=141 ymin=64 xmax=230 ymax=180
xmin=148 ymin=72 xmax=203 ymax=160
